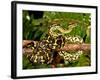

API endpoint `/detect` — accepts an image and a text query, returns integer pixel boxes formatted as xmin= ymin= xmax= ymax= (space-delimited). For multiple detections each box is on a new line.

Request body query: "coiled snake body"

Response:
xmin=24 ymin=23 xmax=83 ymax=65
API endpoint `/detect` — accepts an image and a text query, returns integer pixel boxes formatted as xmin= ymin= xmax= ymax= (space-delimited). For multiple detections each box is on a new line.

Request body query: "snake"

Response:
xmin=24 ymin=22 xmax=83 ymax=65
xmin=49 ymin=23 xmax=83 ymax=64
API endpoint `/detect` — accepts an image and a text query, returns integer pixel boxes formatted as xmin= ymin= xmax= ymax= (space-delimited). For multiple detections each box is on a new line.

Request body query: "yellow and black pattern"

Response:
xmin=24 ymin=24 xmax=83 ymax=65
xmin=49 ymin=24 xmax=83 ymax=64
xmin=25 ymin=35 xmax=65 ymax=64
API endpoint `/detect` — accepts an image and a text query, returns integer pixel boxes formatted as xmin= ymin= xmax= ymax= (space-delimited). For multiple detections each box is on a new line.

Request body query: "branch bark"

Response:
xmin=58 ymin=43 xmax=90 ymax=52
xmin=22 ymin=40 xmax=91 ymax=54
xmin=23 ymin=40 xmax=33 ymax=47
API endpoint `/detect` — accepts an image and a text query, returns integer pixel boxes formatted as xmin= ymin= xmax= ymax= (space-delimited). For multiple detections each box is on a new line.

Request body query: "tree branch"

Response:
xmin=57 ymin=44 xmax=90 ymax=52
xmin=22 ymin=40 xmax=91 ymax=54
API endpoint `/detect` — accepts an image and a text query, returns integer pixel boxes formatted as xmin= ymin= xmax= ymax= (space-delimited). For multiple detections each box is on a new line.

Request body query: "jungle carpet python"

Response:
xmin=24 ymin=23 xmax=83 ymax=65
